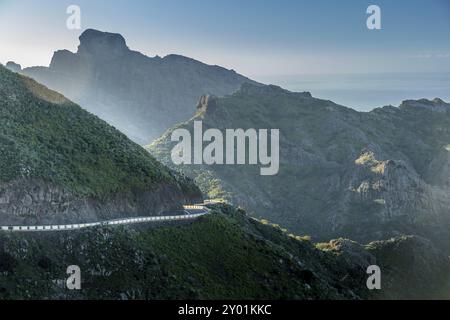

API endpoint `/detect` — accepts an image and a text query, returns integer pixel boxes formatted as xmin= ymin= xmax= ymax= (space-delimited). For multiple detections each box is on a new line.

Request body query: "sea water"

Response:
xmin=258 ymin=72 xmax=450 ymax=112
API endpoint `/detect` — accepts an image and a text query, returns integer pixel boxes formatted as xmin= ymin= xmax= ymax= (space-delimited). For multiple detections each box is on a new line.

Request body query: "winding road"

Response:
xmin=0 ymin=204 xmax=211 ymax=233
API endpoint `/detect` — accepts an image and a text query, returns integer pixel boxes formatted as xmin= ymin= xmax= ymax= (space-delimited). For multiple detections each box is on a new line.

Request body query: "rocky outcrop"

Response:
xmin=319 ymin=235 xmax=450 ymax=299
xmin=365 ymin=236 xmax=450 ymax=299
xmin=77 ymin=29 xmax=129 ymax=56
xmin=5 ymin=62 xmax=21 ymax=73
xmin=336 ymin=151 xmax=450 ymax=240
xmin=400 ymin=98 xmax=450 ymax=113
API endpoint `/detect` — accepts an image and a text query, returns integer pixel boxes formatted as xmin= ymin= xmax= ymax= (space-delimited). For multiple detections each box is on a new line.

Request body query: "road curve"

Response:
xmin=0 ymin=204 xmax=210 ymax=233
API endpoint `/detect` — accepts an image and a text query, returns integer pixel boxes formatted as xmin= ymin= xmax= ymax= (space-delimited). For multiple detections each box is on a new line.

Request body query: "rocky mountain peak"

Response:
xmin=5 ymin=61 xmax=22 ymax=73
xmin=77 ymin=29 xmax=129 ymax=56
xmin=400 ymin=98 xmax=450 ymax=113
xmin=19 ymin=29 xmax=255 ymax=144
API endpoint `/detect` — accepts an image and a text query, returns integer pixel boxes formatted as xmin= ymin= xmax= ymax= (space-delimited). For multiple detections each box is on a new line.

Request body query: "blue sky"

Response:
xmin=1 ymin=0 xmax=450 ymax=77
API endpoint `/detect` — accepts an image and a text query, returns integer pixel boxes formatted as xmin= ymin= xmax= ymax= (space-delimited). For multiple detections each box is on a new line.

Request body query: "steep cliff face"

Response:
xmin=0 ymin=65 xmax=202 ymax=225
xmin=316 ymin=235 xmax=450 ymax=300
xmin=336 ymin=151 xmax=450 ymax=241
xmin=0 ymin=179 xmax=201 ymax=225
xmin=149 ymin=83 xmax=450 ymax=247
xmin=18 ymin=29 xmax=256 ymax=144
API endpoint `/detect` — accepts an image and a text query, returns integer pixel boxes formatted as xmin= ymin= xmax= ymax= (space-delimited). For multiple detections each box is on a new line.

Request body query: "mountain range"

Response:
xmin=11 ymin=29 xmax=254 ymax=144
xmin=2 ymin=29 xmax=449 ymax=299
xmin=148 ymin=83 xmax=450 ymax=251
xmin=8 ymin=29 xmax=450 ymax=249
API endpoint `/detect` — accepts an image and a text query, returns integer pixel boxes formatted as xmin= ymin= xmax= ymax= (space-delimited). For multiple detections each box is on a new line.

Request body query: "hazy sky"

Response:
xmin=1 ymin=0 xmax=450 ymax=78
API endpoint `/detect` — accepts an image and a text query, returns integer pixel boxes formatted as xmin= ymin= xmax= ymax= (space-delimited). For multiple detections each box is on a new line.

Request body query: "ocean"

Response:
xmin=257 ymin=73 xmax=450 ymax=112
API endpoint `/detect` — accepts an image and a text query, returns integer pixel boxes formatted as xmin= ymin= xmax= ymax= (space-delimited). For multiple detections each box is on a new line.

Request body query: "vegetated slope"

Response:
xmin=0 ymin=204 xmax=448 ymax=300
xmin=148 ymin=83 xmax=450 ymax=249
xmin=14 ymin=29 xmax=256 ymax=144
xmin=0 ymin=65 xmax=201 ymax=225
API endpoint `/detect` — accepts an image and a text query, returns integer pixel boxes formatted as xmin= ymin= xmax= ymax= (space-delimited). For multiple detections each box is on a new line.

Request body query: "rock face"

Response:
xmin=318 ymin=235 xmax=450 ymax=299
xmin=364 ymin=235 xmax=450 ymax=299
xmin=77 ymin=29 xmax=129 ymax=56
xmin=0 ymin=179 xmax=200 ymax=225
xmin=18 ymin=29 xmax=256 ymax=144
xmin=0 ymin=65 xmax=202 ymax=225
xmin=149 ymin=83 xmax=450 ymax=249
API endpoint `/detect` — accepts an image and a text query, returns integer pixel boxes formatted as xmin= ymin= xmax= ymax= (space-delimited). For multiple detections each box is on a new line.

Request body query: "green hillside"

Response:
xmin=0 ymin=204 xmax=448 ymax=300
xmin=0 ymin=65 xmax=194 ymax=198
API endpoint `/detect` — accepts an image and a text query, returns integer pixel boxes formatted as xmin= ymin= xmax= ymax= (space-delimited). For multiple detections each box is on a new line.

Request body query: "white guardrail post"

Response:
xmin=0 ymin=202 xmax=211 ymax=233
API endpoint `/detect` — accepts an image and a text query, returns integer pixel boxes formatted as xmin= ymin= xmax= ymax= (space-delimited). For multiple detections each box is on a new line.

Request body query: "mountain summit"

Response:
xmin=77 ymin=29 xmax=129 ymax=56
xmin=17 ymin=29 xmax=256 ymax=144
